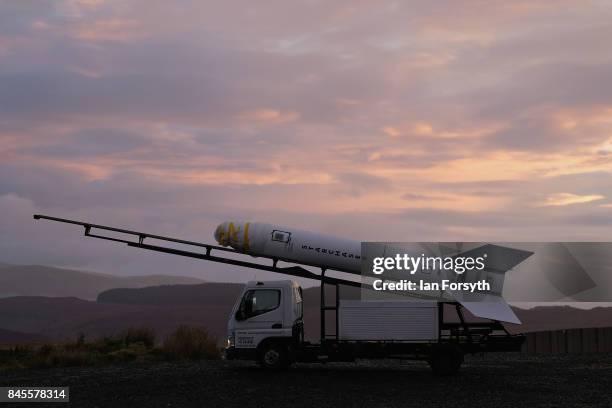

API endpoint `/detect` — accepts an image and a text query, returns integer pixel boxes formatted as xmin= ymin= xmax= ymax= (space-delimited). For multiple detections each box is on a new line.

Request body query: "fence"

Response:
xmin=521 ymin=327 xmax=612 ymax=353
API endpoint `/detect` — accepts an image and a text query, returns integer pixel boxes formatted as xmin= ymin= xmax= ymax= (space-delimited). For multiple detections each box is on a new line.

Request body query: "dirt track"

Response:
xmin=1 ymin=354 xmax=611 ymax=407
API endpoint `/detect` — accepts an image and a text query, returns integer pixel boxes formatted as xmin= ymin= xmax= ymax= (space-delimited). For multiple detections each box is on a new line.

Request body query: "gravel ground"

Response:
xmin=1 ymin=354 xmax=611 ymax=407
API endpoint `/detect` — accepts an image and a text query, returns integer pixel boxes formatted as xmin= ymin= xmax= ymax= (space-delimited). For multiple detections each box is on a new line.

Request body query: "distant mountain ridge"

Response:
xmin=2 ymin=264 xmax=612 ymax=345
xmin=0 ymin=328 xmax=48 ymax=344
xmin=97 ymin=281 xmax=355 ymax=307
xmin=0 ymin=296 xmax=231 ymax=343
xmin=1 ymin=289 xmax=612 ymax=345
xmin=97 ymin=283 xmax=245 ymax=306
xmin=0 ymin=264 xmax=205 ymax=300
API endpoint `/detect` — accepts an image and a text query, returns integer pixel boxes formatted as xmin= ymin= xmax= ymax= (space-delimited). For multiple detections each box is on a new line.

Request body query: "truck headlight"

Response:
xmin=226 ymin=334 xmax=235 ymax=348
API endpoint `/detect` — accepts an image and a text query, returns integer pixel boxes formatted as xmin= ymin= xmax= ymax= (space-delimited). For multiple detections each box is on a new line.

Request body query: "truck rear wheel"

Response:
xmin=258 ymin=342 xmax=290 ymax=369
xmin=429 ymin=343 xmax=463 ymax=376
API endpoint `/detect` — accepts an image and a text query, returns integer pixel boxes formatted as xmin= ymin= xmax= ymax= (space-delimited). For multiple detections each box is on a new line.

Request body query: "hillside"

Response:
xmin=0 ymin=264 xmax=205 ymax=300
xmin=1 ymin=281 xmax=612 ymax=345
xmin=513 ymin=305 xmax=612 ymax=333
xmin=97 ymin=281 xmax=361 ymax=305
xmin=0 ymin=328 xmax=48 ymax=345
xmin=0 ymin=282 xmax=338 ymax=343
xmin=0 ymin=296 xmax=232 ymax=343
xmin=97 ymin=282 xmax=245 ymax=306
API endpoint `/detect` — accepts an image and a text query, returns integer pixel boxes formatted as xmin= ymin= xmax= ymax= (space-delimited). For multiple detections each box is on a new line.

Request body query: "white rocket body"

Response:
xmin=214 ymin=221 xmax=361 ymax=272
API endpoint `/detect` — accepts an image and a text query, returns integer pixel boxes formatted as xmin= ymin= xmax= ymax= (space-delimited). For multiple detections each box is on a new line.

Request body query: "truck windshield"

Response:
xmin=237 ymin=289 xmax=281 ymax=319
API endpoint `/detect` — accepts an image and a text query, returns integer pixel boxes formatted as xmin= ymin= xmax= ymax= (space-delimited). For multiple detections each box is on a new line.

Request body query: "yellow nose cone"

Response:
xmin=214 ymin=222 xmax=229 ymax=245
xmin=213 ymin=221 xmax=250 ymax=251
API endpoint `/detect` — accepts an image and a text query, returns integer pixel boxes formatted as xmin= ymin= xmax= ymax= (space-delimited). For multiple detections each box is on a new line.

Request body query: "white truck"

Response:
xmin=225 ymin=280 xmax=524 ymax=375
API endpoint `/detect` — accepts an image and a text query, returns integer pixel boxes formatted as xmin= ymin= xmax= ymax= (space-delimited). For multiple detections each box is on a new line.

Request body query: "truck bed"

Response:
xmin=338 ymin=300 xmax=439 ymax=342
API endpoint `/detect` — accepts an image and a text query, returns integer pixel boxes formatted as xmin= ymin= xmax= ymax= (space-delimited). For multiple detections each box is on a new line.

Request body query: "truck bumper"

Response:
xmin=225 ymin=347 xmax=257 ymax=361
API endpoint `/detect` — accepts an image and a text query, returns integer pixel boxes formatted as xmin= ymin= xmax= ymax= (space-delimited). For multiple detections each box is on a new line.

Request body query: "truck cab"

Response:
xmin=226 ymin=280 xmax=303 ymax=368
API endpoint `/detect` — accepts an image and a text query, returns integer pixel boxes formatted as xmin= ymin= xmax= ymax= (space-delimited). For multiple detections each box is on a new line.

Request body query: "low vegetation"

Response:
xmin=0 ymin=326 xmax=220 ymax=370
xmin=162 ymin=325 xmax=220 ymax=360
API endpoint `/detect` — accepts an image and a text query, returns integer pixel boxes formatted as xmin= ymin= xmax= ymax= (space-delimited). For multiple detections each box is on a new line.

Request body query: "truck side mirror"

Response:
xmin=235 ymin=309 xmax=246 ymax=321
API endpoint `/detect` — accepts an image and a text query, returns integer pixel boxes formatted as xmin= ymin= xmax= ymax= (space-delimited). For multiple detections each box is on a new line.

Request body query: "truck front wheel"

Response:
xmin=258 ymin=342 xmax=290 ymax=369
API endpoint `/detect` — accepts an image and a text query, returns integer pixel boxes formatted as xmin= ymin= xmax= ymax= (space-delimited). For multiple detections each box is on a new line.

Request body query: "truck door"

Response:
xmin=234 ymin=288 xmax=285 ymax=348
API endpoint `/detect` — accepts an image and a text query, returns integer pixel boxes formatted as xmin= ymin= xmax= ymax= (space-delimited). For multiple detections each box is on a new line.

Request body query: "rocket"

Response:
xmin=214 ymin=221 xmax=532 ymax=324
xmin=214 ymin=221 xmax=362 ymax=273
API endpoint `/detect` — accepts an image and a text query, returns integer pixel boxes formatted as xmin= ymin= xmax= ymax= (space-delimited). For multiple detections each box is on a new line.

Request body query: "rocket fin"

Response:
xmin=459 ymin=295 xmax=521 ymax=324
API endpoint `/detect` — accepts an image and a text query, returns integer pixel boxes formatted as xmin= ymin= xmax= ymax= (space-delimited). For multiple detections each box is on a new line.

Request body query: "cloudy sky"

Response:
xmin=1 ymin=0 xmax=612 ymax=281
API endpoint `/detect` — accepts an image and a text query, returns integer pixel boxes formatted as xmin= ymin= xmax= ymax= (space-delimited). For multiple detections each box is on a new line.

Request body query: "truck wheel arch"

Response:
xmin=256 ymin=338 xmax=292 ymax=369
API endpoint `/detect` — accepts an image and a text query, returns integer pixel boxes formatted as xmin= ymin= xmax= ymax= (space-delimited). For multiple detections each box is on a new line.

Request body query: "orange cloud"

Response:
xmin=539 ymin=193 xmax=605 ymax=207
xmin=237 ymin=109 xmax=299 ymax=123
xmin=412 ymin=122 xmax=434 ymax=136
xmin=73 ymin=19 xmax=145 ymax=43
xmin=381 ymin=126 xmax=401 ymax=137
